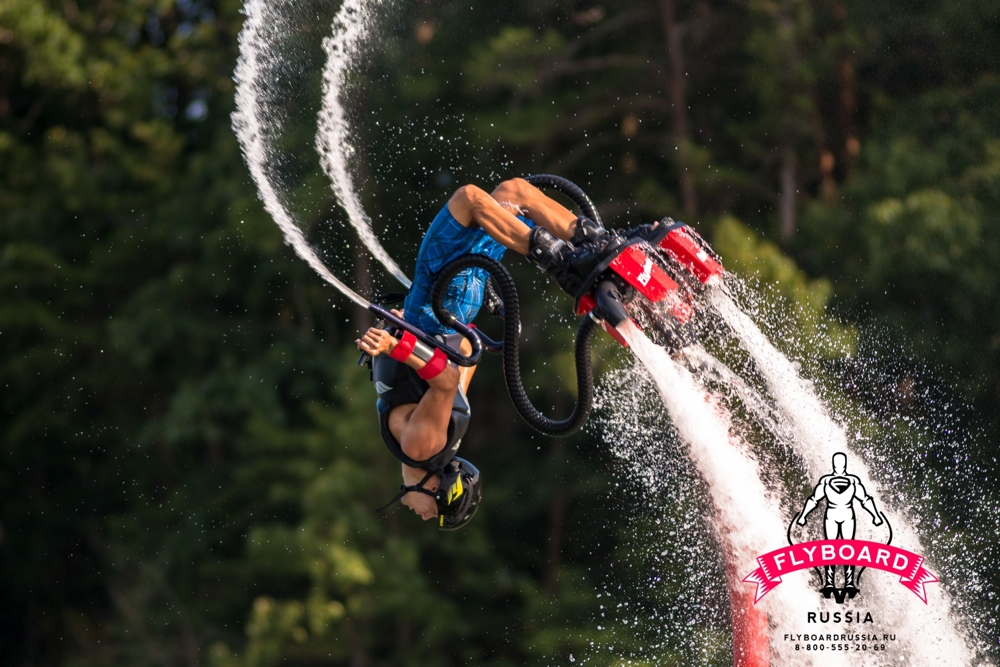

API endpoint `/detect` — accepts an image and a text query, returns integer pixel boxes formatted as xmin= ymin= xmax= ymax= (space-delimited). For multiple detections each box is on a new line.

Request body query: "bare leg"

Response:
xmin=490 ymin=178 xmax=578 ymax=240
xmin=447 ymin=185 xmax=532 ymax=253
xmin=358 ymin=327 xmax=461 ymax=462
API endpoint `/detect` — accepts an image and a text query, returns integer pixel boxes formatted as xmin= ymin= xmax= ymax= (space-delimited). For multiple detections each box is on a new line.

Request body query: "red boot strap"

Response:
xmin=389 ymin=331 xmax=417 ymax=362
xmin=416 ymin=348 xmax=448 ymax=379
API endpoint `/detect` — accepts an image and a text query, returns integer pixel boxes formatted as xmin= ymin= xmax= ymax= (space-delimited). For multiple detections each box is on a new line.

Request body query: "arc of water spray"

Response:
xmin=317 ymin=0 xmax=413 ymax=288
xmin=233 ymin=0 xmax=369 ymax=309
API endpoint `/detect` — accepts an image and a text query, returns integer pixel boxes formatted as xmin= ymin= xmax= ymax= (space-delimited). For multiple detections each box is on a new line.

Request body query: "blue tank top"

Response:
xmin=404 ymin=204 xmax=532 ymax=334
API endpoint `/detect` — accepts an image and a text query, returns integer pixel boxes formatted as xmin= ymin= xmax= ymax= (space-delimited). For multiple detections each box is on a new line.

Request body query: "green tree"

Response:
xmin=0 ymin=2 xmax=633 ymax=665
xmin=4 ymin=0 xmax=1000 ymax=665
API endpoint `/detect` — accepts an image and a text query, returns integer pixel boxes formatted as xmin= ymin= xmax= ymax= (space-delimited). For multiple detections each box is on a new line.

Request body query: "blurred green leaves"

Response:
xmin=465 ymin=27 xmax=565 ymax=98
xmin=4 ymin=0 xmax=1000 ymax=666
xmin=0 ymin=0 xmax=86 ymax=86
xmin=800 ymin=77 xmax=1000 ymax=388
xmin=714 ymin=215 xmax=856 ymax=362
xmin=866 ymin=189 xmax=979 ymax=275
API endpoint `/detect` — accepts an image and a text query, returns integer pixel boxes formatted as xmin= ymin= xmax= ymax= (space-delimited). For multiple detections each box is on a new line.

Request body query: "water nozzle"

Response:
xmin=593 ymin=278 xmax=631 ymax=329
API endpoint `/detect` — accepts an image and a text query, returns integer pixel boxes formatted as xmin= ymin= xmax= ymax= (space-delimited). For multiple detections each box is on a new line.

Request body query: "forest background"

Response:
xmin=2 ymin=0 xmax=999 ymax=665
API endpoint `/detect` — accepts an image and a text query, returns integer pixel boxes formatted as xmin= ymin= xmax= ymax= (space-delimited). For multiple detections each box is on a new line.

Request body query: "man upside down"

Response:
xmin=357 ymin=177 xmax=671 ymax=528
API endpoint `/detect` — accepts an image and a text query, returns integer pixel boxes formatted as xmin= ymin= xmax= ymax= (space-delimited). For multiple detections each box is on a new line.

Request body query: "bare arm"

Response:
xmin=356 ymin=326 xmax=459 ymax=394
xmin=356 ymin=327 xmax=460 ymax=460
xmin=357 ymin=327 xmax=460 ymax=522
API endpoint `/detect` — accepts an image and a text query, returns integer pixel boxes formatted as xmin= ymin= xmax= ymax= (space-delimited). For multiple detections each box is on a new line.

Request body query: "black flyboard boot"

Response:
xmin=625 ymin=217 xmax=674 ymax=246
xmin=820 ymin=566 xmax=836 ymax=599
xmin=570 ymin=215 xmax=606 ymax=246
xmin=843 ymin=565 xmax=859 ymax=599
xmin=526 ymin=225 xmax=611 ymax=298
xmin=525 ymin=225 xmax=567 ymax=274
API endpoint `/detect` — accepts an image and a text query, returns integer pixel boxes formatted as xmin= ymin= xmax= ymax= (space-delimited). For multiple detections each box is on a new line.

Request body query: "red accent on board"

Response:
xmin=602 ymin=320 xmax=630 ymax=347
xmin=668 ymin=297 xmax=694 ymax=324
xmin=659 ymin=227 xmax=725 ymax=283
xmin=726 ymin=549 xmax=771 ymax=667
xmin=609 ymin=245 xmax=677 ymax=302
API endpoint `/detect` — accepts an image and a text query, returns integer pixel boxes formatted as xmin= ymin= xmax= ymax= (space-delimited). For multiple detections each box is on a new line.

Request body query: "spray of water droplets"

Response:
xmin=317 ymin=0 xmax=411 ymax=288
xmin=597 ymin=322 xmax=853 ymax=666
xmin=232 ymin=0 xmax=368 ymax=307
xmin=710 ymin=278 xmax=982 ymax=665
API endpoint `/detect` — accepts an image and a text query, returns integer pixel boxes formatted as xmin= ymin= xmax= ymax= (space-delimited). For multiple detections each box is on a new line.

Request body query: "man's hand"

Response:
xmin=797 ymin=516 xmax=807 ymax=526
xmin=356 ymin=310 xmax=405 ymax=357
xmin=357 ymin=328 xmax=396 ymax=357
xmin=873 ymin=513 xmax=884 ymax=527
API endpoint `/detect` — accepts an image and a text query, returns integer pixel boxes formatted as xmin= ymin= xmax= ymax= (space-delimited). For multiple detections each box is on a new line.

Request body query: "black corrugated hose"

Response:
xmin=523 ymin=174 xmax=603 ymax=228
xmin=431 ymin=254 xmax=598 ymax=437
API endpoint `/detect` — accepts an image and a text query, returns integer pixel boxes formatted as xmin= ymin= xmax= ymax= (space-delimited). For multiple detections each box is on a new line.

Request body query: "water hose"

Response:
xmin=431 ymin=254 xmax=599 ymax=437
xmin=523 ymin=174 xmax=603 ymax=227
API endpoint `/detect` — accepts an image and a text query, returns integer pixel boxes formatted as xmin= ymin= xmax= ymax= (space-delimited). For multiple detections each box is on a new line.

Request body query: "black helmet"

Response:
xmin=434 ymin=457 xmax=482 ymax=530
xmin=376 ymin=457 xmax=482 ymax=530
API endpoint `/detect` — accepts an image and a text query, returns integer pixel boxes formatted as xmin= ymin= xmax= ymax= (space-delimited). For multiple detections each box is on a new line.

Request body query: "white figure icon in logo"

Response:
xmin=796 ymin=452 xmax=884 ymax=599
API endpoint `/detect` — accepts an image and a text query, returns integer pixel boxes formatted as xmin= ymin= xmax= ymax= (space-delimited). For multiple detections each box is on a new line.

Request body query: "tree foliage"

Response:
xmin=2 ymin=0 xmax=999 ymax=665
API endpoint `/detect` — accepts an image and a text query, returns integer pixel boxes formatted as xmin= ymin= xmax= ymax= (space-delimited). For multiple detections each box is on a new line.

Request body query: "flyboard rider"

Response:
xmin=357 ymin=178 xmax=668 ymax=529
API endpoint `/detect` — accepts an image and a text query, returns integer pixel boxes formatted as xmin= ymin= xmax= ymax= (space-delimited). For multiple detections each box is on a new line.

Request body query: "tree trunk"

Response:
xmin=292 ymin=279 xmax=314 ymax=341
xmin=657 ymin=0 xmax=698 ymax=218
xmin=544 ymin=491 xmax=567 ymax=594
xmin=838 ymin=58 xmax=859 ymax=170
xmin=780 ymin=147 xmax=797 ymax=240
xmin=832 ymin=0 xmax=858 ymax=172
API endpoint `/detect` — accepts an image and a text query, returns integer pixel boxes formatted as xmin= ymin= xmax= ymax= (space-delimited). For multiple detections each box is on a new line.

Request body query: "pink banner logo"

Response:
xmin=743 ymin=539 xmax=938 ymax=604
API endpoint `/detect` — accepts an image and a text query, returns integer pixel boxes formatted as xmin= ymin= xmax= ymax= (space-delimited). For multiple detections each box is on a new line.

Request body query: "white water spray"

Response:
xmin=233 ymin=0 xmax=368 ymax=308
xmin=618 ymin=321 xmax=851 ymax=667
xmin=681 ymin=345 xmax=794 ymax=446
xmin=317 ymin=0 xmax=412 ymax=288
xmin=711 ymin=287 xmax=977 ymax=665
xmin=233 ymin=0 xmax=368 ymax=307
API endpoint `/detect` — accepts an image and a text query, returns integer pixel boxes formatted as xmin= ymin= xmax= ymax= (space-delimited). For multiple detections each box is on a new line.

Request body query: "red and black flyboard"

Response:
xmin=365 ymin=174 xmax=726 ymax=437
xmin=572 ymin=219 xmax=724 ymax=348
xmin=521 ymin=173 xmax=725 ymax=351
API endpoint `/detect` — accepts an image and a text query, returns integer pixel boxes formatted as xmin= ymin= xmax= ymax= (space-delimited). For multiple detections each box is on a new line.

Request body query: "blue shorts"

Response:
xmin=404 ymin=204 xmax=533 ymax=334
